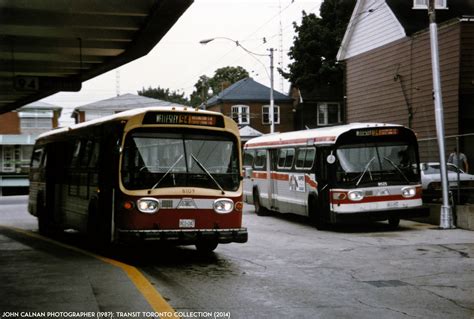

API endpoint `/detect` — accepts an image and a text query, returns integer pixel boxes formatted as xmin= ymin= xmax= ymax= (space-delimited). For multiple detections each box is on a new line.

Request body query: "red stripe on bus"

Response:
xmin=270 ymin=172 xmax=289 ymax=181
xmin=331 ymin=194 xmax=422 ymax=205
xmin=305 ymin=175 xmax=318 ymax=189
xmin=252 ymin=172 xmax=268 ymax=179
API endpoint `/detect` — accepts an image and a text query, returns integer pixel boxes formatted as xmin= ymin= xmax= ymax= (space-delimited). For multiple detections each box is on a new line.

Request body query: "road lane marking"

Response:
xmin=0 ymin=225 xmax=179 ymax=318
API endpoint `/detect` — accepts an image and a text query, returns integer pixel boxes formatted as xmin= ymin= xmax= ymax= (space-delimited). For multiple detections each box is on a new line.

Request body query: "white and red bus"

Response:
xmin=243 ymin=123 xmax=428 ymax=228
xmin=28 ymin=106 xmax=247 ymax=251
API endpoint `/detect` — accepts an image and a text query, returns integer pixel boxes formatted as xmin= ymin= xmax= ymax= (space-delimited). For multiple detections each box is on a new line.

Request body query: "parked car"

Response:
xmin=420 ymin=162 xmax=474 ymax=203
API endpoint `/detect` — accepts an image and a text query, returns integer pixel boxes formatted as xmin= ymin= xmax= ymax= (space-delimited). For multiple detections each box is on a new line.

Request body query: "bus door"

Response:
xmin=316 ymin=146 xmax=333 ymax=220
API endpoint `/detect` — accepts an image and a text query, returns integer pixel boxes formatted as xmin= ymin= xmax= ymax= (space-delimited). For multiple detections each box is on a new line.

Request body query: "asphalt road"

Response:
xmin=1 ymin=196 xmax=473 ymax=319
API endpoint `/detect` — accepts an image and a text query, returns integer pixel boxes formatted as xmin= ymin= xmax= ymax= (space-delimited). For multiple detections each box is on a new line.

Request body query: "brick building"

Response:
xmin=205 ymin=78 xmax=295 ymax=134
xmin=0 ymin=101 xmax=61 ymax=195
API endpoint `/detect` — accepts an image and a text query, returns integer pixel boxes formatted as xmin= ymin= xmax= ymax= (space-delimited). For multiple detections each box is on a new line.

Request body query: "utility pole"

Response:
xmin=269 ymin=48 xmax=275 ymax=134
xmin=428 ymin=0 xmax=454 ymax=229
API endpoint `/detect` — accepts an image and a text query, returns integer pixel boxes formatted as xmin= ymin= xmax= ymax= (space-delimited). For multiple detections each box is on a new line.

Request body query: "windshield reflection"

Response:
xmin=335 ymin=142 xmax=419 ymax=186
xmin=121 ymin=130 xmax=240 ymax=191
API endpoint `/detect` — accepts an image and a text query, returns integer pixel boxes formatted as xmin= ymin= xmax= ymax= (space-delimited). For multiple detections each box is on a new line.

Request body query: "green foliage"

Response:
xmin=138 ymin=86 xmax=189 ymax=105
xmin=190 ymin=66 xmax=249 ymax=107
xmin=283 ymin=0 xmax=355 ymax=91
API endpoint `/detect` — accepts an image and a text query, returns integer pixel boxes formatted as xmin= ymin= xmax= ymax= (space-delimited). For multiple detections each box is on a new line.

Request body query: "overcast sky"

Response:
xmin=42 ymin=0 xmax=322 ymax=126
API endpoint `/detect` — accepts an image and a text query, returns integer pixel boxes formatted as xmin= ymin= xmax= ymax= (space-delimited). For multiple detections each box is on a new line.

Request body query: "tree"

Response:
xmin=190 ymin=66 xmax=249 ymax=106
xmin=138 ymin=86 xmax=189 ymax=105
xmin=282 ymin=0 xmax=355 ymax=92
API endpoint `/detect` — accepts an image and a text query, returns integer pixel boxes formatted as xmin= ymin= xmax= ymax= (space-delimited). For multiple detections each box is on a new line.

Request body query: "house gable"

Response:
xmin=337 ymin=0 xmax=406 ymax=60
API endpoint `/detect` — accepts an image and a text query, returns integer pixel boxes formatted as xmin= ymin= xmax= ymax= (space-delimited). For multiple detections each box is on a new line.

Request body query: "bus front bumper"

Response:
xmin=331 ymin=206 xmax=430 ymax=223
xmin=117 ymin=228 xmax=248 ymax=244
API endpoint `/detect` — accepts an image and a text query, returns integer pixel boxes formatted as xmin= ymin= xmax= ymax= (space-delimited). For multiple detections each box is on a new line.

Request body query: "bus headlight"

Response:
xmin=213 ymin=198 xmax=234 ymax=214
xmin=137 ymin=198 xmax=160 ymax=213
xmin=401 ymin=186 xmax=416 ymax=198
xmin=348 ymin=190 xmax=364 ymax=201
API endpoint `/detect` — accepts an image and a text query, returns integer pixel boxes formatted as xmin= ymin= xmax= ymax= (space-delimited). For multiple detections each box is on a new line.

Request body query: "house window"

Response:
xmin=262 ymin=105 xmax=280 ymax=125
xmin=231 ymin=105 xmax=250 ymax=125
xmin=413 ymin=0 xmax=447 ymax=9
xmin=20 ymin=118 xmax=52 ymax=130
xmin=317 ymin=103 xmax=341 ymax=126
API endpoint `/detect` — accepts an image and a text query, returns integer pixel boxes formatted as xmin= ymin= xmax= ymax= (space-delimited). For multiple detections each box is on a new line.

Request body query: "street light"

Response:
xmin=200 ymin=37 xmax=276 ymax=133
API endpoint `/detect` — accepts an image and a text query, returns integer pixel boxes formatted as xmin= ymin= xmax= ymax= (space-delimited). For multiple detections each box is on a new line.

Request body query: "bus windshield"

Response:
xmin=121 ymin=130 xmax=240 ymax=191
xmin=335 ymin=142 xmax=419 ymax=186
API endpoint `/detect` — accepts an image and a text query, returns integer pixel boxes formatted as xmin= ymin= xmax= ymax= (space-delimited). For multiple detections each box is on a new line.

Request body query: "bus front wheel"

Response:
xmin=388 ymin=217 xmax=400 ymax=229
xmin=37 ymin=196 xmax=53 ymax=236
xmin=309 ymin=196 xmax=327 ymax=230
xmin=195 ymin=240 xmax=218 ymax=253
xmin=253 ymin=189 xmax=268 ymax=216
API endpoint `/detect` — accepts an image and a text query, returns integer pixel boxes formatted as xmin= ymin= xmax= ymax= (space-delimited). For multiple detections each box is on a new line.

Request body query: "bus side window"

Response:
xmin=277 ymin=148 xmax=294 ymax=169
xmin=70 ymin=140 xmax=82 ymax=168
xmin=295 ymin=147 xmax=315 ymax=170
xmin=88 ymin=141 xmax=100 ymax=168
xmin=305 ymin=148 xmax=315 ymax=169
xmin=31 ymin=148 xmax=43 ymax=168
xmin=243 ymin=150 xmax=255 ymax=168
xmin=254 ymin=150 xmax=266 ymax=170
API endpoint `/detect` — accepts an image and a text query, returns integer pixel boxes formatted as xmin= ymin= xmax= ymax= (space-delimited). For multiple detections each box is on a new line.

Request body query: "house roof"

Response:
xmin=206 ymin=78 xmax=293 ymax=107
xmin=386 ymin=0 xmax=474 ymax=36
xmin=73 ymin=93 xmax=188 ymax=113
xmin=239 ymin=125 xmax=263 ymax=139
xmin=18 ymin=101 xmax=62 ymax=111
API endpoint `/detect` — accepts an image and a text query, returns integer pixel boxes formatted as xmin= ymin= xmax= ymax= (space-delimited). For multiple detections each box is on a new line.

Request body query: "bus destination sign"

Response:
xmin=143 ymin=112 xmax=223 ymax=127
xmin=356 ymin=128 xmax=399 ymax=137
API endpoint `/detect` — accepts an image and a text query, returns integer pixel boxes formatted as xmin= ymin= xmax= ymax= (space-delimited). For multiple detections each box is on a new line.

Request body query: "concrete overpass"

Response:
xmin=0 ymin=0 xmax=193 ymax=114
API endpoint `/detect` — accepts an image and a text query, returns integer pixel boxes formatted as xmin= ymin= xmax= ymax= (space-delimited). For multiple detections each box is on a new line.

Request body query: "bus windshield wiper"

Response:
xmin=356 ymin=156 xmax=376 ymax=186
xmin=191 ymin=154 xmax=225 ymax=195
xmin=383 ymin=157 xmax=410 ymax=183
xmin=148 ymin=155 xmax=183 ymax=194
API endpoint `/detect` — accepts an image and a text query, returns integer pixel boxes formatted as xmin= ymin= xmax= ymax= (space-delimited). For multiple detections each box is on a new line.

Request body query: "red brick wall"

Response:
xmin=0 ymin=112 xmax=20 ymax=134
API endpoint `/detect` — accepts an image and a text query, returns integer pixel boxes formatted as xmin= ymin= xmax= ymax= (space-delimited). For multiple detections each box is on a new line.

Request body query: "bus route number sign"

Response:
xmin=144 ymin=112 xmax=219 ymax=127
xmin=356 ymin=128 xmax=399 ymax=137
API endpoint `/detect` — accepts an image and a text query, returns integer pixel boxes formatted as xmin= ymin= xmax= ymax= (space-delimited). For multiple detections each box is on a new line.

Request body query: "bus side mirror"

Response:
xmin=244 ymin=167 xmax=253 ymax=178
xmin=327 ymin=154 xmax=336 ymax=164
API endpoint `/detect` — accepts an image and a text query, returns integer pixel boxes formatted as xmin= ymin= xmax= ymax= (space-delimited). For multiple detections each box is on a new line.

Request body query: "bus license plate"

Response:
xmin=179 ymin=219 xmax=195 ymax=228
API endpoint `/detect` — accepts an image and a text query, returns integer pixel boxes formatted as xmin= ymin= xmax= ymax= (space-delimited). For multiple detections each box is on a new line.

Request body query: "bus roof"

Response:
xmin=38 ymin=106 xmax=223 ymax=139
xmin=244 ymin=123 xmax=405 ymax=149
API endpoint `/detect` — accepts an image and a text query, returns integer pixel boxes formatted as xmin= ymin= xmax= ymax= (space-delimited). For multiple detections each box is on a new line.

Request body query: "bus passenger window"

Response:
xmin=88 ymin=142 xmax=100 ymax=168
xmin=31 ymin=148 xmax=43 ymax=168
xmin=296 ymin=149 xmax=306 ymax=168
xmin=286 ymin=149 xmax=295 ymax=168
xmin=278 ymin=149 xmax=287 ymax=167
xmin=243 ymin=150 xmax=255 ymax=168
xmin=277 ymin=148 xmax=294 ymax=169
xmin=254 ymin=150 xmax=266 ymax=169
xmin=304 ymin=148 xmax=315 ymax=168
xmin=70 ymin=140 xmax=82 ymax=168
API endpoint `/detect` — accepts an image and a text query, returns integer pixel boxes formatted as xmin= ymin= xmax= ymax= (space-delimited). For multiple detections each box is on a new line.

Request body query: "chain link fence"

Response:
xmin=418 ymin=133 xmax=474 ymax=204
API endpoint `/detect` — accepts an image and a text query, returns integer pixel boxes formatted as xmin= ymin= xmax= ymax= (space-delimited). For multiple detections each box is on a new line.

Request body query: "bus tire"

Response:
xmin=195 ymin=240 xmax=218 ymax=253
xmin=87 ymin=199 xmax=111 ymax=247
xmin=388 ymin=217 xmax=400 ymax=229
xmin=37 ymin=196 xmax=50 ymax=236
xmin=309 ymin=195 xmax=326 ymax=230
xmin=253 ymin=188 xmax=268 ymax=216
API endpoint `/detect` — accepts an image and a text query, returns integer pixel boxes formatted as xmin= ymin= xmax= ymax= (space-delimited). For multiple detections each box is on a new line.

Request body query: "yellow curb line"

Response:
xmin=0 ymin=225 xmax=179 ymax=318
